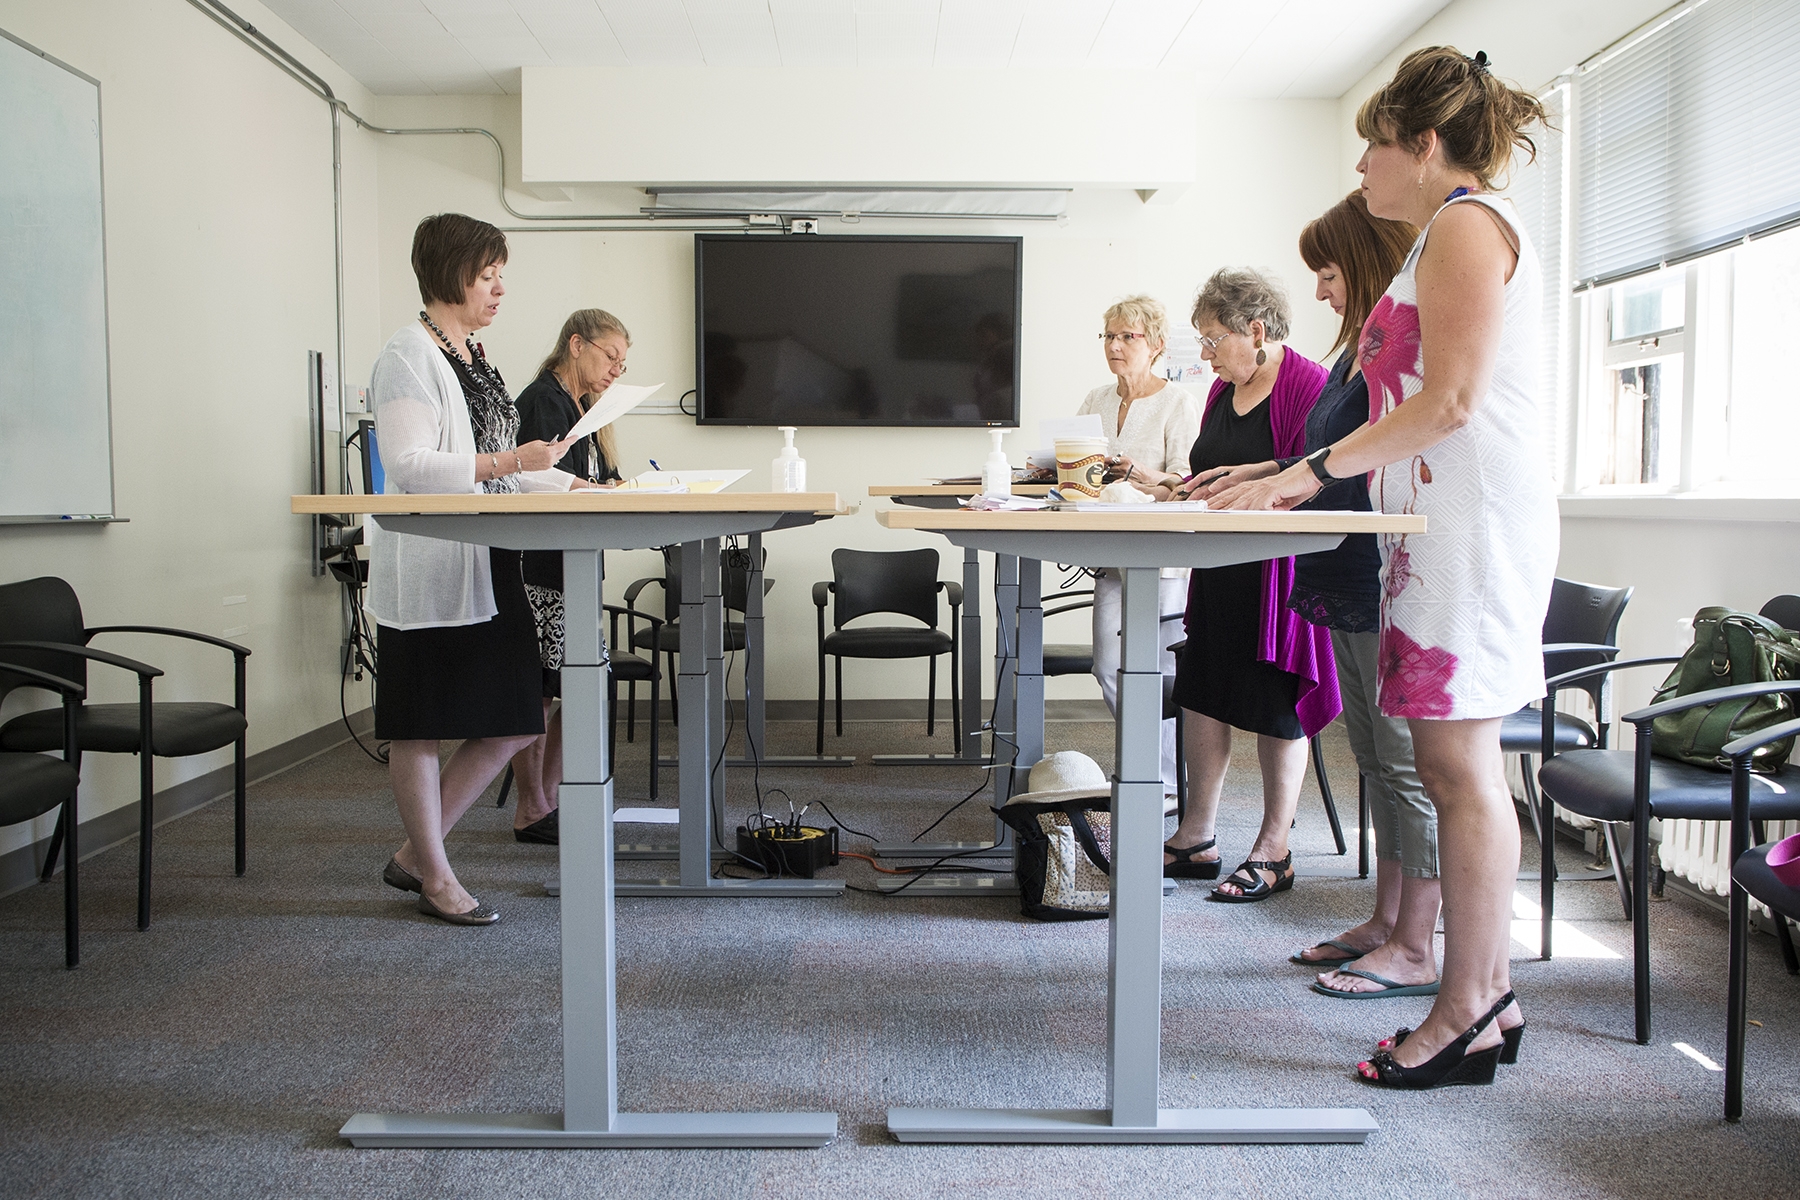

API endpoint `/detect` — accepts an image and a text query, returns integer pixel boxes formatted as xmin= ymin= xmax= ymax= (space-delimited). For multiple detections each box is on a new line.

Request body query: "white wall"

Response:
xmin=363 ymin=93 xmax=1348 ymax=704
xmin=0 ymin=0 xmax=382 ymax=855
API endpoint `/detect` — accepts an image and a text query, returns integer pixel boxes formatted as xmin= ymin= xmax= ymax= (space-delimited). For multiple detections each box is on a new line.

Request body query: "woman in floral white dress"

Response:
xmin=1215 ymin=46 xmax=1555 ymax=1090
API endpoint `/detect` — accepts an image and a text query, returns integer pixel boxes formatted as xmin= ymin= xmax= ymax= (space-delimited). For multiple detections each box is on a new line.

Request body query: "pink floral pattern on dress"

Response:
xmin=1384 ymin=543 xmax=1413 ymax=600
xmin=1378 ymin=623 xmax=1459 ymax=718
xmin=1358 ymin=295 xmax=1422 ymax=425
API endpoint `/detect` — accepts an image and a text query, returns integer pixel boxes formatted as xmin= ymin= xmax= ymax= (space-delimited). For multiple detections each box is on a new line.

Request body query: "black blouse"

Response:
xmin=514 ymin=370 xmax=622 ymax=486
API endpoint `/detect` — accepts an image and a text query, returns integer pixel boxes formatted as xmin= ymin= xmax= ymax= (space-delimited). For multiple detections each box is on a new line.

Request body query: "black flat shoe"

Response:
xmin=1358 ymin=990 xmax=1515 ymax=1089
xmin=1382 ymin=1017 xmax=1525 ymax=1064
xmin=382 ymin=857 xmax=422 ymax=894
xmin=417 ymin=894 xmax=501 ymax=926
xmin=1207 ymin=852 xmax=1294 ymax=903
xmin=1163 ymin=837 xmax=1219 ymax=879
xmin=514 ymin=810 xmax=559 ymax=845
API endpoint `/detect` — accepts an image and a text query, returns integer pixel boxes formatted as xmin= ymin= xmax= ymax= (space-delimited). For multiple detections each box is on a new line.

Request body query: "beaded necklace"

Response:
xmin=420 ymin=311 xmax=519 ymax=494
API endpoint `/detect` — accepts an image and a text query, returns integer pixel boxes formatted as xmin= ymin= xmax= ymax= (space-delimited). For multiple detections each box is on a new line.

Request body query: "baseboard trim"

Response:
xmin=616 ymin=698 xmax=1114 ymax=722
xmin=0 ymin=707 xmax=376 ymax=903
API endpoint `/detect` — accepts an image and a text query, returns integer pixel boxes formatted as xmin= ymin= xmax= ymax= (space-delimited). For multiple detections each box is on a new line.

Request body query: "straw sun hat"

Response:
xmin=1004 ymin=751 xmax=1113 ymax=805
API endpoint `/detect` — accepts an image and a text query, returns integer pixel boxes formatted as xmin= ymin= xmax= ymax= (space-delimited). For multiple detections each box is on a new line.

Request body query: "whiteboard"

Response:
xmin=0 ymin=30 xmax=114 ymax=522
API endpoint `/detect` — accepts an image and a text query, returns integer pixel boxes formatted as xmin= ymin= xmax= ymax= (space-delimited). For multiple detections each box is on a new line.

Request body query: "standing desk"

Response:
xmin=875 ymin=505 xmax=1421 ymax=1145
xmin=294 ymin=491 xmax=841 ymax=1148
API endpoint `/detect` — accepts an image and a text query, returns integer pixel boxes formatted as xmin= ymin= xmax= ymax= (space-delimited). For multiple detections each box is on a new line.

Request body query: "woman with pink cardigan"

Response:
xmin=1145 ymin=268 xmax=1339 ymax=900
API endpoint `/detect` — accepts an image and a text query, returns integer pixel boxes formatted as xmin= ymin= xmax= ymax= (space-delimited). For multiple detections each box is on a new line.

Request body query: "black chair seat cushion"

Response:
xmin=0 ymin=752 xmax=78 ymax=825
xmin=609 ymin=652 xmax=655 ymax=682
xmin=1733 ymin=843 xmax=1800 ymax=922
xmin=1043 ymin=643 xmax=1094 ymax=677
xmin=1498 ymin=707 xmax=1597 ymax=754
xmin=0 ymin=702 xmax=246 ymax=759
xmin=1539 ymin=749 xmax=1800 ymax=823
xmin=823 ymin=627 xmax=952 ymax=660
xmin=631 ymin=621 xmax=747 ymax=654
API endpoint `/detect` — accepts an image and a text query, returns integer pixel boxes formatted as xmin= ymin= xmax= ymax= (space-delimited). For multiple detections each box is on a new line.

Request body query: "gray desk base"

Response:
xmin=886 ymin=1107 xmax=1375 ymax=1145
xmin=341 ymin=1111 xmax=837 ymax=1148
xmin=617 ymin=878 xmax=844 ymax=897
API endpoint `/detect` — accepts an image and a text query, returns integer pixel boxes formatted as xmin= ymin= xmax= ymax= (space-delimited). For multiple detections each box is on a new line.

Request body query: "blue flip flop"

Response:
xmin=1291 ymin=938 xmax=1365 ymax=967
xmin=1311 ymin=966 xmax=1441 ymax=999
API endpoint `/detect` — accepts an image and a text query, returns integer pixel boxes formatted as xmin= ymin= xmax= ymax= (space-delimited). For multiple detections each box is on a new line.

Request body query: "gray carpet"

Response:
xmin=2 ymin=716 xmax=1798 ymax=1199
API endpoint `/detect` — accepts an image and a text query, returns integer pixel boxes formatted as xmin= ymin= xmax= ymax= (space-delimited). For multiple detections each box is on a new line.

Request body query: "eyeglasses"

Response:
xmin=1098 ymin=332 xmax=1147 ymax=344
xmin=582 ymin=337 xmax=628 ymax=375
xmin=1196 ymin=331 xmax=1233 ymax=352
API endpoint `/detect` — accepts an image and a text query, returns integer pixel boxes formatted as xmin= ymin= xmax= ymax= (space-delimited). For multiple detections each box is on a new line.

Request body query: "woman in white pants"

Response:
xmin=1078 ymin=295 xmax=1200 ymax=802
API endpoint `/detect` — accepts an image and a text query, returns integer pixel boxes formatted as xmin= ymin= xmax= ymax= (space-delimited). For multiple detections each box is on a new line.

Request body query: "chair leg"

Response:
xmin=835 ymin=659 xmax=844 ymax=737
xmin=627 ymin=679 xmax=637 ymax=744
xmin=927 ymin=655 xmax=937 ymax=738
xmin=1311 ymin=735 xmax=1346 ymax=856
xmin=950 ymin=642 xmax=960 ymax=744
xmin=1774 ymin=909 xmax=1799 ymax=976
xmin=1175 ymin=707 xmax=1186 ymax=824
xmin=62 ymin=792 xmax=79 ymax=969
xmin=496 ymin=765 xmax=515 ymax=809
xmin=40 ymin=807 xmax=66 ymax=883
xmin=1357 ymin=774 xmax=1369 ymax=880
xmin=666 ymin=650 xmax=679 ymax=726
xmin=816 ymin=647 xmax=827 ymax=756
xmin=1539 ymin=757 xmax=1555 ymax=961
xmin=234 ymin=732 xmax=247 ymax=878
xmin=1633 ymin=814 xmax=1652 ymax=1045
xmin=1727 ymin=872 xmax=1750 ymax=1122
xmin=137 ymin=750 xmax=154 ymax=932
xmin=1603 ymin=822 xmax=1632 ymax=917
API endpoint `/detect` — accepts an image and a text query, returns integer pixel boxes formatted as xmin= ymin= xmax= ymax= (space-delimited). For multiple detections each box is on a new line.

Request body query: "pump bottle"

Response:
xmin=981 ymin=429 xmax=1011 ymax=498
xmin=771 ymin=426 xmax=806 ymax=492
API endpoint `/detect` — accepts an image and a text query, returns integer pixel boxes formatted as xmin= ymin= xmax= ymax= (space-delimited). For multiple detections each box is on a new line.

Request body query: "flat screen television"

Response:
xmin=695 ymin=234 xmax=1021 ymax=427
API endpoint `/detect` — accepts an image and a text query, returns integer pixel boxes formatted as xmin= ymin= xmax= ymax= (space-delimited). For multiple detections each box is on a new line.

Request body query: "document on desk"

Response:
xmin=617 ymin=469 xmax=749 ymax=494
xmin=562 ymin=382 xmax=663 ymax=444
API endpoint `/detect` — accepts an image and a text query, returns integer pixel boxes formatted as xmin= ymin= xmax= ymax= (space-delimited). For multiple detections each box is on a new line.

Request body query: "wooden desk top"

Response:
xmin=292 ymin=492 xmax=843 ymax=516
xmin=868 ymin=483 xmax=1057 ymax=497
xmin=875 ymin=507 xmax=1424 ymax=534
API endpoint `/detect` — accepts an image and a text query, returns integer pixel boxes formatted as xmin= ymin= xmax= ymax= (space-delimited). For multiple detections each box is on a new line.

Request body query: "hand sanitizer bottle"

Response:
xmin=981 ymin=429 xmax=1011 ymax=498
xmin=771 ymin=426 xmax=806 ymax=493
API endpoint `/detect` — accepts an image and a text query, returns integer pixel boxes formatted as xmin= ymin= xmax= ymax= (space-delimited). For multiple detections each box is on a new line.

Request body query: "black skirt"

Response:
xmin=1171 ymin=560 xmax=1304 ymax=741
xmin=374 ymin=548 xmax=546 ymax=741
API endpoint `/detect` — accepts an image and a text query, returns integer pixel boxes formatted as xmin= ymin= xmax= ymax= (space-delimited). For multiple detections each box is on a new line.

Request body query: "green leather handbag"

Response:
xmin=1650 ymin=607 xmax=1800 ymax=773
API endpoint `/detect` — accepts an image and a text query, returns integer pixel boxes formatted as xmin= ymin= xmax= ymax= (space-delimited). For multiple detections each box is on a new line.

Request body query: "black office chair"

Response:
xmin=814 ymin=548 xmax=960 ymax=754
xmin=0 ymin=660 xmax=83 ymax=967
xmin=1537 ymin=659 xmax=1800 ymax=1044
xmin=624 ymin=545 xmax=771 ymax=724
xmin=1041 ymin=585 xmax=1099 ymax=680
xmin=1165 ymin=639 xmax=1347 ymax=854
xmin=1722 ymin=716 xmax=1800 ymax=1121
xmin=1504 ymin=578 xmax=1634 ymax=875
xmin=0 ymin=576 xmax=250 ymax=932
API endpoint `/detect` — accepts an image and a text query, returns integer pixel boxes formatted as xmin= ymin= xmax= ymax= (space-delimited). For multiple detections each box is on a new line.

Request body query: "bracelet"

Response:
xmin=489 ymin=453 xmax=500 ymax=477
xmin=513 ymin=449 xmax=524 ymax=475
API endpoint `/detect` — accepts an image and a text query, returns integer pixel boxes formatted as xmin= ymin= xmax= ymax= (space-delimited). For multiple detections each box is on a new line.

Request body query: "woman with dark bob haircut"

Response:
xmin=1215 ymin=47 xmax=1554 ymax=1089
xmin=365 ymin=212 xmax=597 ymax=925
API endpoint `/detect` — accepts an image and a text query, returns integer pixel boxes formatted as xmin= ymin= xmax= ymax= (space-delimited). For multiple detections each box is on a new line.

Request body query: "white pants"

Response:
xmin=1091 ymin=569 xmax=1189 ymax=793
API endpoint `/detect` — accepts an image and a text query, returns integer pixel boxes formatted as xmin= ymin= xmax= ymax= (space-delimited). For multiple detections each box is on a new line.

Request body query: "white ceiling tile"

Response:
xmin=1008 ymin=0 xmax=1111 ymax=67
xmin=598 ymin=0 xmax=705 ymax=62
xmin=856 ymin=5 xmax=937 ymax=67
xmin=769 ymin=0 xmax=857 ymax=66
xmin=933 ymin=0 xmax=1026 ymax=67
xmin=423 ymin=0 xmax=534 ymax=37
xmin=541 ymin=33 xmax=632 ymax=63
xmin=684 ymin=0 xmax=783 ymax=66
xmin=1087 ymin=0 xmax=1201 ymax=68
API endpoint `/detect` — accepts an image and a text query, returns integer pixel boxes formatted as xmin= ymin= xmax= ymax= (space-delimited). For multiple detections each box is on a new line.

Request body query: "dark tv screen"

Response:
xmin=696 ymin=234 xmax=1021 ymax=426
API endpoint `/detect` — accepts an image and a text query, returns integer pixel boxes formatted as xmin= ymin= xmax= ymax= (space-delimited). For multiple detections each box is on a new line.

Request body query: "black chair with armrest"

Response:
xmin=1504 ymin=579 xmax=1634 ymax=861
xmin=1537 ymin=668 xmax=1800 ymax=1044
xmin=1722 ymin=716 xmax=1800 ymax=1121
xmin=1040 ymin=586 xmax=1098 ymax=680
xmin=604 ymin=603 xmax=662 ymax=799
xmin=0 ymin=661 xmax=84 ymax=967
xmin=814 ymin=548 xmax=960 ymax=754
xmin=0 ymin=577 xmax=250 ymax=932
xmin=624 ymin=545 xmax=772 ymax=725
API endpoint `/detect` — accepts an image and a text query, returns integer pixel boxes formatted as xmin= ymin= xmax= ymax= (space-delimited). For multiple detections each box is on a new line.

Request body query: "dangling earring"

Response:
xmin=1254 ymin=338 xmax=1267 ymax=367
xmin=1417 ymin=169 xmax=1426 ymax=190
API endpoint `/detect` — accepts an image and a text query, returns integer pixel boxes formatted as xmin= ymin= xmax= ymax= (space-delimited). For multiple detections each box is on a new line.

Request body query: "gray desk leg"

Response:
xmin=1013 ymin=557 xmax=1044 ymax=799
xmin=885 ymin=565 xmax=1372 ymax=1144
xmin=340 ymin=550 xmax=837 ymax=1148
xmin=993 ymin=554 xmax=1019 ymax=806
xmin=620 ymin=539 xmax=841 ymax=899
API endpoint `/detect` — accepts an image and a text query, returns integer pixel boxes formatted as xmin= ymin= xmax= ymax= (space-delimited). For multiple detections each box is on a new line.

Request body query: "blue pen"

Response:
xmin=648 ymin=459 xmax=661 ymax=471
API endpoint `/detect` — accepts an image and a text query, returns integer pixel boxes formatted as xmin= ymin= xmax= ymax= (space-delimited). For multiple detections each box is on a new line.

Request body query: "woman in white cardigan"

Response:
xmin=368 ymin=213 xmax=592 ymax=925
xmin=1076 ymin=295 xmax=1200 ymax=802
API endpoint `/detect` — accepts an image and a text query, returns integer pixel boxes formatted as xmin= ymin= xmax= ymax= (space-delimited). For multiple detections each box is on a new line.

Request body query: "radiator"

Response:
xmin=1661 ymin=818 xmax=1800 ymax=919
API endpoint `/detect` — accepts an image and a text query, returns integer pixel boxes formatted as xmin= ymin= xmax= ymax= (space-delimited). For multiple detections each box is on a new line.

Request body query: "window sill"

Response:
xmin=1558 ymin=493 xmax=1800 ymax=522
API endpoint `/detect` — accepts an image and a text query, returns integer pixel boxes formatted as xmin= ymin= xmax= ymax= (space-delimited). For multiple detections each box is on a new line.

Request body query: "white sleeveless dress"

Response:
xmin=1358 ymin=193 xmax=1559 ymax=720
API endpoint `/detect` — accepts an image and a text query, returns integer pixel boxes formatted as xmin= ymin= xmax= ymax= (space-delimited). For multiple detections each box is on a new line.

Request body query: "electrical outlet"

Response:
xmin=790 ymin=218 xmax=820 ymax=234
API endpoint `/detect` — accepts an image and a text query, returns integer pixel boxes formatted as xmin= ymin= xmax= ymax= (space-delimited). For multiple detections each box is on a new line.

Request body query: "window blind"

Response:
xmin=1509 ymin=84 xmax=1569 ymax=476
xmin=1574 ymin=0 xmax=1800 ymax=288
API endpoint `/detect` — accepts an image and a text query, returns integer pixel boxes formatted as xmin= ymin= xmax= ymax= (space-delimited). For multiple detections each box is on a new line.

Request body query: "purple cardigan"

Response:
xmin=1197 ymin=348 xmax=1342 ymax=738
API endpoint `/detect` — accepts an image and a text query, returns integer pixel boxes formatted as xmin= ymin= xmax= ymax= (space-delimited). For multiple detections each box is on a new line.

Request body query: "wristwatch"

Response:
xmin=1305 ymin=446 xmax=1336 ymax=483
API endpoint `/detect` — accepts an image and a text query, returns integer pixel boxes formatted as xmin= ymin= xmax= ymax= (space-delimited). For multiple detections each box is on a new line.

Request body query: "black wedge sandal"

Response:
xmin=1380 ymin=1010 xmax=1525 ymax=1064
xmin=1357 ymin=990 xmax=1516 ymax=1089
xmin=1163 ymin=838 xmax=1220 ymax=879
xmin=1206 ymin=851 xmax=1294 ymax=903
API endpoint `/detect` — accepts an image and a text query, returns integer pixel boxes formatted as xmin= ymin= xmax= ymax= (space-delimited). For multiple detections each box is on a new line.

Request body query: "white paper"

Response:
xmin=563 ymin=382 xmax=664 ymax=444
xmin=619 ymin=468 xmax=749 ymax=494
xmin=1036 ymin=413 xmax=1104 ymax=463
xmin=613 ymin=807 xmax=680 ymax=824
